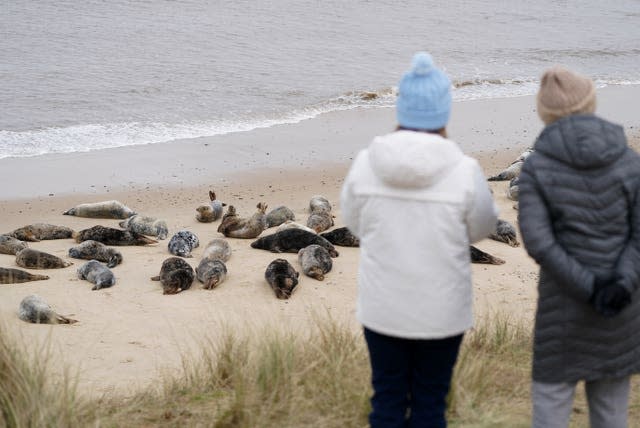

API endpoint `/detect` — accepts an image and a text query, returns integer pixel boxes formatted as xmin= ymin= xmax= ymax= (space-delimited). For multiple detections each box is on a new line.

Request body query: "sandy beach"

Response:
xmin=1 ymin=85 xmax=639 ymax=397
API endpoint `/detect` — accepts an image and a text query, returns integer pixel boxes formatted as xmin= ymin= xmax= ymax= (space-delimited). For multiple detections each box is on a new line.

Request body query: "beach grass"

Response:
xmin=2 ymin=314 xmax=639 ymax=428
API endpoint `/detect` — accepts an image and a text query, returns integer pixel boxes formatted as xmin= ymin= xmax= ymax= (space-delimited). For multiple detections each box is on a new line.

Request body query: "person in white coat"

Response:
xmin=340 ymin=52 xmax=498 ymax=428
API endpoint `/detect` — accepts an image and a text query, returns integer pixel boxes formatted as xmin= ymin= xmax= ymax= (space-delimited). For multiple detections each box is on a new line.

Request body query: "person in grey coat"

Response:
xmin=519 ymin=66 xmax=640 ymax=428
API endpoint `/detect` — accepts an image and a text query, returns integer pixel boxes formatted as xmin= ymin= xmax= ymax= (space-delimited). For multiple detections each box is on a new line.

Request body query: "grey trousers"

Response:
xmin=532 ymin=377 xmax=631 ymax=428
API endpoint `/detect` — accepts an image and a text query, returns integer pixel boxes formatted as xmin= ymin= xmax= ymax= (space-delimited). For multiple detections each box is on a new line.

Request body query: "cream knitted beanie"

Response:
xmin=536 ymin=66 xmax=596 ymax=125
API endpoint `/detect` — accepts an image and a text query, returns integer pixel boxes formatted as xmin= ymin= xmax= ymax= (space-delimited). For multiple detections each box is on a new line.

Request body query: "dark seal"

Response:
xmin=264 ymin=258 xmax=299 ymax=299
xmin=250 ymin=228 xmax=339 ymax=257
xmin=151 ymin=257 xmax=195 ymax=294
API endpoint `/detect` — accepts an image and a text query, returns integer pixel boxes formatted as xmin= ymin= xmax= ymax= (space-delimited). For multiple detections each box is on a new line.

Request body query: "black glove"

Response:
xmin=591 ymin=283 xmax=632 ymax=318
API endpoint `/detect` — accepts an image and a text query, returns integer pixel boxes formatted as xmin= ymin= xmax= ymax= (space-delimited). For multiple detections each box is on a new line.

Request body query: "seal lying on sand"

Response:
xmin=470 ymin=246 xmax=505 ymax=265
xmin=276 ymin=220 xmax=317 ymax=235
xmin=16 ymin=248 xmax=73 ymax=269
xmin=201 ymin=238 xmax=231 ymax=262
xmin=168 ymin=230 xmax=200 ymax=257
xmin=68 ymin=240 xmax=123 ymax=268
xmin=487 ymin=148 xmax=534 ymax=181
xmin=309 ymin=195 xmax=332 ymax=213
xmin=251 ymin=228 xmax=339 ymax=257
xmin=320 ymin=227 xmax=360 ymax=247
xmin=18 ymin=294 xmax=77 ymax=324
xmin=195 ymin=190 xmax=226 ymax=223
xmin=217 ymin=203 xmax=268 ymax=239
xmin=7 ymin=224 xmax=74 ymax=242
xmin=119 ymin=214 xmax=169 ymax=240
xmin=265 ymin=206 xmax=296 ymax=228
xmin=306 ymin=211 xmax=334 ymax=233
xmin=506 ymin=176 xmax=519 ymax=201
xmin=488 ymin=219 xmax=520 ymax=247
xmin=196 ymin=259 xmax=228 ymax=290
xmin=0 ymin=235 xmax=28 ymax=255
xmin=0 ymin=267 xmax=49 ymax=284
xmin=265 ymin=258 xmax=299 ymax=299
xmin=63 ymin=200 xmax=136 ymax=219
xmin=151 ymin=257 xmax=195 ymax=294
xmin=74 ymin=226 xmax=158 ymax=246
xmin=77 ymin=260 xmax=116 ymax=290
xmin=298 ymin=244 xmax=333 ymax=281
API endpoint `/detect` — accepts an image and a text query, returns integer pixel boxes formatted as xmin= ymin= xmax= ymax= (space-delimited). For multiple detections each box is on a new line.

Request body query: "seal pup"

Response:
xmin=320 ymin=227 xmax=360 ymax=247
xmin=306 ymin=211 xmax=334 ymax=233
xmin=63 ymin=200 xmax=136 ymax=219
xmin=74 ymin=225 xmax=158 ymax=246
xmin=0 ymin=235 xmax=28 ymax=255
xmin=489 ymin=219 xmax=520 ymax=247
xmin=470 ymin=246 xmax=505 ymax=265
xmin=309 ymin=195 xmax=332 ymax=213
xmin=18 ymin=294 xmax=77 ymax=324
xmin=7 ymin=224 xmax=74 ymax=242
xmin=217 ymin=203 xmax=268 ymax=239
xmin=0 ymin=267 xmax=49 ymax=284
xmin=196 ymin=259 xmax=228 ymax=290
xmin=196 ymin=190 xmax=227 ymax=223
xmin=265 ymin=205 xmax=296 ymax=228
xmin=15 ymin=248 xmax=73 ymax=269
xmin=119 ymin=214 xmax=169 ymax=240
xmin=168 ymin=230 xmax=200 ymax=257
xmin=251 ymin=228 xmax=339 ymax=257
xmin=487 ymin=148 xmax=534 ymax=181
xmin=506 ymin=176 xmax=520 ymax=201
xmin=68 ymin=240 xmax=123 ymax=268
xmin=151 ymin=257 xmax=195 ymax=294
xmin=77 ymin=260 xmax=116 ymax=290
xmin=276 ymin=220 xmax=317 ymax=235
xmin=298 ymin=244 xmax=333 ymax=281
xmin=264 ymin=258 xmax=299 ymax=299
xmin=201 ymin=238 xmax=232 ymax=262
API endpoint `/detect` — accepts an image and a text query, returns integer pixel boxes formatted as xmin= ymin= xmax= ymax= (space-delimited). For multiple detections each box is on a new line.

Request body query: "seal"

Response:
xmin=470 ymin=246 xmax=505 ymax=265
xmin=7 ymin=223 xmax=74 ymax=242
xmin=250 ymin=228 xmax=339 ymax=257
xmin=264 ymin=258 xmax=299 ymax=299
xmin=309 ymin=195 xmax=332 ymax=214
xmin=275 ymin=220 xmax=317 ymax=235
xmin=151 ymin=257 xmax=195 ymax=294
xmin=18 ymin=294 xmax=77 ymax=324
xmin=63 ymin=200 xmax=136 ymax=219
xmin=298 ymin=244 xmax=333 ymax=281
xmin=119 ymin=214 xmax=169 ymax=240
xmin=15 ymin=248 xmax=73 ymax=269
xmin=0 ymin=267 xmax=49 ymax=284
xmin=77 ymin=260 xmax=116 ymax=290
xmin=68 ymin=240 xmax=123 ymax=268
xmin=320 ymin=227 xmax=360 ymax=247
xmin=489 ymin=219 xmax=520 ymax=247
xmin=265 ymin=205 xmax=296 ymax=228
xmin=74 ymin=225 xmax=158 ymax=246
xmin=306 ymin=211 xmax=334 ymax=233
xmin=217 ymin=203 xmax=268 ymax=239
xmin=196 ymin=190 xmax=227 ymax=223
xmin=196 ymin=259 xmax=228 ymax=290
xmin=487 ymin=148 xmax=534 ymax=181
xmin=506 ymin=176 xmax=519 ymax=201
xmin=201 ymin=238 xmax=231 ymax=262
xmin=168 ymin=230 xmax=200 ymax=257
xmin=0 ymin=235 xmax=28 ymax=255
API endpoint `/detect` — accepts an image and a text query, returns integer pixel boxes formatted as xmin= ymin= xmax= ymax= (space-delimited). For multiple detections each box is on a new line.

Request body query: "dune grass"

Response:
xmin=2 ymin=314 xmax=640 ymax=427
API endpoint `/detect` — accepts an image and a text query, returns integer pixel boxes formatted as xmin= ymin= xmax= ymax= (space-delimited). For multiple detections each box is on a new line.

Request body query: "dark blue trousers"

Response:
xmin=363 ymin=327 xmax=463 ymax=428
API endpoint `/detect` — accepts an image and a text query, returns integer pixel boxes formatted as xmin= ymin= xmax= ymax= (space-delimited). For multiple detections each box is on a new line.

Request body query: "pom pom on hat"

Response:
xmin=396 ymin=52 xmax=451 ymax=130
xmin=537 ymin=66 xmax=596 ymax=125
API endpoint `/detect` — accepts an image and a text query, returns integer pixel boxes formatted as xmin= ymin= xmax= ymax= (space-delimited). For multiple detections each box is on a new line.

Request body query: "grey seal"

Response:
xmin=151 ymin=257 xmax=195 ymax=294
xmin=18 ymin=294 xmax=77 ymax=324
xmin=488 ymin=219 xmax=520 ymax=247
xmin=506 ymin=176 xmax=520 ymax=201
xmin=320 ymin=227 xmax=360 ymax=247
xmin=201 ymin=238 xmax=231 ymax=262
xmin=63 ymin=200 xmax=136 ymax=219
xmin=276 ymin=220 xmax=317 ymax=235
xmin=0 ymin=267 xmax=49 ymax=284
xmin=0 ymin=235 xmax=28 ymax=255
xmin=77 ymin=260 xmax=116 ymax=290
xmin=119 ymin=214 xmax=169 ymax=240
xmin=251 ymin=228 xmax=339 ymax=257
xmin=487 ymin=148 xmax=533 ymax=181
xmin=298 ymin=244 xmax=333 ymax=281
xmin=68 ymin=240 xmax=123 ymax=268
xmin=16 ymin=248 xmax=73 ymax=269
xmin=265 ymin=205 xmax=296 ymax=228
xmin=217 ymin=203 xmax=268 ymax=239
xmin=195 ymin=190 xmax=226 ymax=223
xmin=168 ymin=230 xmax=200 ymax=258
xmin=306 ymin=211 xmax=334 ymax=233
xmin=264 ymin=258 xmax=299 ymax=299
xmin=74 ymin=225 xmax=158 ymax=246
xmin=7 ymin=223 xmax=74 ymax=242
xmin=309 ymin=195 xmax=332 ymax=213
xmin=196 ymin=259 xmax=228 ymax=290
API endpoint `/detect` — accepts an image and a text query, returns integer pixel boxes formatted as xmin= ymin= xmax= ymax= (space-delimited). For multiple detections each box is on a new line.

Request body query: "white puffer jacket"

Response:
xmin=340 ymin=130 xmax=498 ymax=339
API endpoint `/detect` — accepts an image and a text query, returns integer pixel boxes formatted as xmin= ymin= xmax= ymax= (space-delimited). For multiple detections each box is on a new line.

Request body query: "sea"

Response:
xmin=1 ymin=0 xmax=639 ymax=159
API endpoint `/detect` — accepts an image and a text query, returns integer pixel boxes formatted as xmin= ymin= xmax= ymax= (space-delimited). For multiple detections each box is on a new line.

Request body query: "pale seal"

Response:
xmin=264 ymin=258 xmax=299 ymax=299
xmin=15 ymin=248 xmax=73 ymax=269
xmin=275 ymin=220 xmax=317 ymax=235
xmin=68 ymin=240 xmax=123 ymax=268
xmin=77 ymin=260 xmax=116 ymax=290
xmin=217 ymin=203 xmax=268 ymax=239
xmin=309 ymin=195 xmax=332 ymax=213
xmin=63 ymin=200 xmax=136 ymax=219
xmin=201 ymin=238 xmax=231 ymax=262
xmin=488 ymin=219 xmax=520 ymax=247
xmin=320 ymin=227 xmax=360 ymax=247
xmin=506 ymin=176 xmax=519 ymax=201
xmin=7 ymin=223 xmax=74 ymax=242
xmin=306 ymin=211 xmax=334 ymax=233
xmin=74 ymin=225 xmax=158 ymax=246
xmin=196 ymin=259 xmax=228 ymax=290
xmin=470 ymin=246 xmax=505 ymax=265
xmin=119 ymin=214 xmax=169 ymax=240
xmin=0 ymin=267 xmax=49 ymax=284
xmin=0 ymin=235 xmax=28 ymax=255
xmin=251 ymin=228 xmax=339 ymax=257
xmin=265 ymin=205 xmax=296 ymax=228
xmin=487 ymin=148 xmax=533 ymax=181
xmin=18 ymin=294 xmax=77 ymax=324
xmin=151 ymin=257 xmax=195 ymax=294
xmin=168 ymin=230 xmax=200 ymax=258
xmin=298 ymin=244 xmax=333 ymax=281
xmin=195 ymin=190 xmax=226 ymax=223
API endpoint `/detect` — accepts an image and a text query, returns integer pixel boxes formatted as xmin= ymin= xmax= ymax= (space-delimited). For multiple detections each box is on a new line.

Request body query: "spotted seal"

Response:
xmin=0 ymin=235 xmax=28 ymax=255
xmin=298 ymin=244 xmax=333 ymax=281
xmin=77 ymin=260 xmax=116 ymax=290
xmin=251 ymin=228 xmax=339 ymax=257
xmin=265 ymin=205 xmax=296 ymax=228
xmin=68 ymin=240 xmax=123 ymax=268
xmin=487 ymin=148 xmax=533 ymax=181
xmin=309 ymin=195 xmax=332 ymax=214
xmin=0 ymin=267 xmax=49 ymax=284
xmin=217 ymin=203 xmax=268 ymax=239
xmin=74 ymin=225 xmax=158 ymax=246
xmin=168 ymin=230 xmax=200 ymax=257
xmin=488 ymin=219 xmax=520 ymax=247
xmin=151 ymin=257 xmax=195 ymax=294
xmin=7 ymin=224 xmax=74 ymax=242
xmin=63 ymin=200 xmax=136 ymax=219
xmin=201 ymin=238 xmax=231 ymax=262
xmin=470 ymin=246 xmax=505 ymax=265
xmin=264 ymin=258 xmax=299 ymax=299
xmin=119 ymin=214 xmax=169 ymax=240
xmin=18 ymin=294 xmax=77 ymax=324
xmin=306 ymin=211 xmax=334 ymax=233
xmin=195 ymin=190 xmax=226 ymax=223
xmin=320 ymin=227 xmax=360 ymax=247
xmin=15 ymin=248 xmax=73 ymax=269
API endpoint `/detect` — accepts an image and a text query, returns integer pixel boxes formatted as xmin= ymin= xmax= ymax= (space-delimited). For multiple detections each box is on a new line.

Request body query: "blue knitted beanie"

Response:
xmin=396 ymin=52 xmax=452 ymax=130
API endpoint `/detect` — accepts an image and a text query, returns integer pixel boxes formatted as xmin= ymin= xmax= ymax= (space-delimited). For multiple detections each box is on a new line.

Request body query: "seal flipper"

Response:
xmin=470 ymin=246 xmax=505 ymax=265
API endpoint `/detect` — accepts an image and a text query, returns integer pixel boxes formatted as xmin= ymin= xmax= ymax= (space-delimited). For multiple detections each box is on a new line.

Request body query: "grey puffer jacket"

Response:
xmin=519 ymin=114 xmax=640 ymax=383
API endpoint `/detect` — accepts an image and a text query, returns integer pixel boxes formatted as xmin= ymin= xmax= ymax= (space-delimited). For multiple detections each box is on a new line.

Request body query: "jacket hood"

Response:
xmin=534 ymin=115 xmax=627 ymax=169
xmin=368 ymin=130 xmax=464 ymax=188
